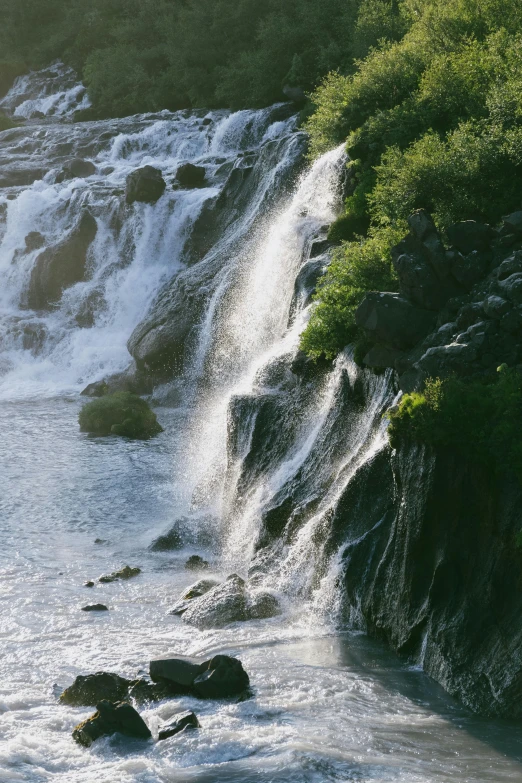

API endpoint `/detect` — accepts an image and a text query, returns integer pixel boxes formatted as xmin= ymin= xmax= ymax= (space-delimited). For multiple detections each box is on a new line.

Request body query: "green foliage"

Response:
xmin=0 ymin=112 xmax=18 ymax=131
xmin=299 ymin=226 xmax=402 ymax=359
xmin=387 ymin=367 xmax=522 ymax=478
xmin=79 ymin=392 xmax=163 ymax=439
xmin=0 ymin=61 xmax=27 ymax=98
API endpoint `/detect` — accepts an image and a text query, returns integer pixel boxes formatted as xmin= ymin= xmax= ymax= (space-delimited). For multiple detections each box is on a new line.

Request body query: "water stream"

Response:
xmin=1 ymin=68 xmax=522 ymax=783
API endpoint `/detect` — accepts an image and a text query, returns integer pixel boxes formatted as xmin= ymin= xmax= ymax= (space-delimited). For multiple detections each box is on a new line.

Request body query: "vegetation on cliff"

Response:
xmin=79 ymin=392 xmax=163 ymax=439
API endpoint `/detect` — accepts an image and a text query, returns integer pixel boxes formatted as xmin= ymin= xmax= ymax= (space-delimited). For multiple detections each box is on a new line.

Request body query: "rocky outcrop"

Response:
xmin=174 ymin=163 xmax=206 ymax=189
xmin=125 ymin=166 xmax=166 ymax=205
xmin=179 ymin=574 xmax=281 ymax=628
xmin=98 ymin=565 xmax=141 ymax=583
xmin=60 ymin=672 xmax=131 ymax=706
xmin=149 ymin=654 xmax=250 ymax=699
xmin=26 ymin=210 xmax=97 ymax=310
xmin=72 ymin=700 xmax=151 ymax=747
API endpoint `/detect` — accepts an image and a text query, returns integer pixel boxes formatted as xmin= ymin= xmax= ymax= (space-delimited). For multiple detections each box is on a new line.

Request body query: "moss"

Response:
xmin=0 ymin=112 xmax=18 ymax=132
xmin=79 ymin=392 xmax=163 ymax=439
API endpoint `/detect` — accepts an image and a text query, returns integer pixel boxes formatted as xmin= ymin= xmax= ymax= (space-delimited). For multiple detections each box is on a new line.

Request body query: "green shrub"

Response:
xmin=300 ymin=226 xmax=402 ymax=359
xmin=0 ymin=112 xmax=18 ymax=132
xmin=79 ymin=392 xmax=163 ymax=439
xmin=387 ymin=367 xmax=522 ymax=478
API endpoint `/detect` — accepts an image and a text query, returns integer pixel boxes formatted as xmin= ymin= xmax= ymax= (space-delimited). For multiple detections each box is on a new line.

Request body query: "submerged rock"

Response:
xmin=84 ymin=581 xmax=95 ymax=588
xmin=175 ymin=163 xmax=206 ymax=189
xmin=72 ymin=700 xmax=151 ymax=747
xmin=193 ymin=655 xmax=250 ymax=699
xmin=55 ymin=158 xmax=96 ymax=183
xmin=184 ymin=555 xmax=209 ymax=571
xmin=158 ymin=710 xmax=200 ymax=740
xmin=60 ymin=672 xmax=131 ymax=706
xmin=98 ymin=565 xmax=141 ymax=583
xmin=246 ymin=590 xmax=281 ymax=620
xmin=79 ymin=392 xmax=163 ymax=439
xmin=125 ymin=165 xmax=166 ymax=204
xmin=81 ymin=604 xmax=108 ymax=612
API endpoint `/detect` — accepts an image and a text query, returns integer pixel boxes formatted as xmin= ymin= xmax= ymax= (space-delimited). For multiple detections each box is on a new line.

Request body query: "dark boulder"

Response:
xmin=81 ymin=604 xmax=109 ymax=612
xmin=450 ymin=250 xmax=489 ymax=290
xmin=362 ymin=344 xmax=405 ymax=370
xmin=150 ymin=656 xmax=204 ymax=688
xmin=24 ymin=231 xmax=44 ymax=252
xmin=99 ymin=565 xmax=141 ymax=583
xmin=185 ymin=555 xmax=209 ymax=571
xmin=27 ymin=210 xmax=97 ymax=310
xmin=127 ymin=678 xmax=182 ymax=704
xmin=81 ymin=380 xmax=109 ymax=398
xmin=60 ymin=672 xmax=131 ymax=706
xmin=502 ymin=211 xmax=522 ymax=235
xmin=84 ymin=580 xmax=95 ymax=588
xmin=149 ymin=516 xmax=215 ymax=552
xmin=355 ymin=292 xmax=437 ymax=350
xmin=193 ymin=655 xmax=250 ymax=699
xmin=55 ymin=158 xmax=96 ymax=183
xmin=158 ymin=710 xmax=200 ymax=741
xmin=125 ymin=166 xmax=166 ymax=205
xmin=72 ymin=700 xmax=151 ymax=747
xmin=175 ymin=163 xmax=206 ymax=189
xmin=498 ymin=273 xmax=522 ymax=304
xmin=446 ymin=221 xmax=496 ymax=256
xmin=497 ymin=251 xmax=522 ymax=281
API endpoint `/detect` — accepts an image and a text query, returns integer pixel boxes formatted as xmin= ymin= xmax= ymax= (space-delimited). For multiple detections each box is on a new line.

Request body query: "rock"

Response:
xmin=80 ymin=380 xmax=109 ymax=397
xmin=99 ymin=565 xmax=141 ymax=583
xmin=27 ymin=210 xmax=97 ymax=310
xmin=202 ymin=117 xmax=213 ymax=126
xmin=362 ymin=344 xmax=404 ymax=370
xmin=450 ymin=250 xmax=489 ymax=290
xmin=79 ymin=392 xmax=163 ymax=439
xmin=24 ymin=231 xmax=44 ymax=252
xmin=309 ymin=238 xmax=330 ymax=259
xmin=84 ymin=581 xmax=95 ymax=588
xmin=290 ymin=350 xmax=331 ymax=379
xmin=60 ymin=672 xmax=131 ymax=706
xmin=282 ymin=84 xmax=306 ymax=104
xmin=181 ymin=575 xmax=247 ymax=629
xmin=184 ymin=555 xmax=209 ymax=571
xmin=502 ymin=211 xmax=522 ymax=235
xmin=183 ymin=579 xmax=220 ymax=600
xmin=158 ymin=710 xmax=200 ymax=741
xmin=417 ymin=343 xmax=478 ymax=377
xmin=150 ymin=656 xmax=204 ymax=688
xmin=355 ymin=292 xmax=437 ymax=351
xmin=193 ymin=655 xmax=250 ymax=699
xmin=246 ymin=591 xmax=281 ymax=620
xmin=446 ymin=221 xmax=496 ymax=255
xmin=127 ymin=678 xmax=182 ymax=703
xmin=149 ymin=516 xmax=215 ymax=552
xmin=175 ymin=163 xmax=206 ymax=189
xmin=498 ymin=273 xmax=522 ymax=304
xmin=81 ymin=604 xmax=109 ymax=612
xmin=500 ymin=307 xmax=522 ymax=334
xmin=72 ymin=700 xmax=151 ymax=747
xmin=482 ymin=296 xmax=511 ymax=319
xmin=497 ymin=252 xmax=522 ymax=281
xmin=407 ymin=209 xmax=437 ymax=242
xmin=55 ymin=158 xmax=96 ymax=183
xmin=125 ymin=166 xmax=166 ymax=205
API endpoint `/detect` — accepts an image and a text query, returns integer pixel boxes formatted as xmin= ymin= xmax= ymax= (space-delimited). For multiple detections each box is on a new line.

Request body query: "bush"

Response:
xmin=387 ymin=368 xmax=522 ymax=478
xmin=79 ymin=392 xmax=163 ymax=439
xmin=299 ymin=226 xmax=402 ymax=359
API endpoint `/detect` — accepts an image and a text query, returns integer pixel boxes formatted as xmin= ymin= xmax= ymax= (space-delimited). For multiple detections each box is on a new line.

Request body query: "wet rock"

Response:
xmin=355 ymin=292 xmax=437 ymax=350
xmin=27 ymin=210 xmax=97 ymax=309
xmin=193 ymin=655 xmax=250 ymax=699
xmin=184 ymin=555 xmax=209 ymax=571
xmin=175 ymin=163 xmax=206 ymax=189
xmin=502 ymin=211 xmax=522 ymax=235
xmin=183 ymin=579 xmax=220 ymax=600
xmin=72 ymin=700 xmax=151 ymax=747
xmin=181 ymin=575 xmax=247 ymax=629
xmin=446 ymin=221 xmax=496 ymax=256
xmin=60 ymin=672 xmax=131 ymax=706
xmin=498 ymin=273 xmax=522 ymax=304
xmin=55 ymin=158 xmax=96 ymax=183
xmin=99 ymin=565 xmax=141 ymax=583
xmin=127 ymin=678 xmax=182 ymax=703
xmin=362 ymin=344 xmax=404 ymax=370
xmin=158 ymin=710 xmax=200 ymax=740
xmin=482 ymin=295 xmax=511 ymax=319
xmin=125 ymin=166 xmax=166 ymax=205
xmin=150 ymin=656 xmax=204 ymax=688
xmin=84 ymin=580 xmax=95 ymax=588
xmin=149 ymin=516 xmax=215 ymax=552
xmin=246 ymin=591 xmax=281 ymax=620
xmin=81 ymin=380 xmax=109 ymax=397
xmin=290 ymin=350 xmax=331 ymax=379
xmin=291 ymin=258 xmax=328 ymax=314
xmin=202 ymin=117 xmax=213 ymax=126
xmin=81 ymin=604 xmax=109 ymax=612
xmin=24 ymin=231 xmax=44 ymax=252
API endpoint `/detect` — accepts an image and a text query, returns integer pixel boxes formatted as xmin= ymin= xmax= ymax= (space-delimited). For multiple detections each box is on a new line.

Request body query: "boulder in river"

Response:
xmin=72 ymin=700 xmax=151 ymax=747
xmin=60 ymin=672 xmax=131 ymax=706
xmin=150 ymin=656 xmax=204 ymax=688
xmin=55 ymin=158 xmax=96 ymax=183
xmin=81 ymin=604 xmax=108 ymax=612
xmin=158 ymin=710 xmax=200 ymax=740
xmin=181 ymin=574 xmax=247 ymax=628
xmin=125 ymin=166 xmax=166 ymax=205
xmin=98 ymin=564 xmax=142 ymax=583
xmin=27 ymin=210 xmax=97 ymax=310
xmin=79 ymin=391 xmax=163 ymax=439
xmin=193 ymin=655 xmax=250 ymax=699
xmin=184 ymin=555 xmax=209 ymax=571
xmin=175 ymin=163 xmax=206 ymax=189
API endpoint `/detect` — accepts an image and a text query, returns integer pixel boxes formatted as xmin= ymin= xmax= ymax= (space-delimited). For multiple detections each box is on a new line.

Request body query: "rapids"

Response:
xmin=1 ymin=68 xmax=522 ymax=783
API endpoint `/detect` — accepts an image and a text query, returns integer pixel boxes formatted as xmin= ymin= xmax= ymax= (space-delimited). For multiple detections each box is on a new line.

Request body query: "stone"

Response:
xmin=184 ymin=555 xmax=209 ymax=571
xmin=309 ymin=239 xmax=330 ymax=259
xmin=482 ymin=296 xmax=511 ymax=319
xmin=99 ymin=565 xmax=141 ymax=583
xmin=60 ymin=672 xmax=131 ymax=706
xmin=193 ymin=655 xmax=250 ymax=699
xmin=175 ymin=163 xmax=206 ymax=189
xmin=127 ymin=678 xmax=182 ymax=703
xmin=84 ymin=581 xmax=95 ymax=588
xmin=500 ymin=307 xmax=522 ymax=334
xmin=446 ymin=221 xmax=496 ymax=255
xmin=150 ymin=656 xmax=204 ymax=688
xmin=55 ymin=158 xmax=96 ymax=183
xmin=502 ymin=211 xmax=522 ymax=235
xmin=202 ymin=117 xmax=213 ymax=126
xmin=181 ymin=575 xmax=247 ymax=629
xmin=498 ymin=273 xmax=522 ymax=304
xmin=362 ymin=344 xmax=404 ymax=370
xmin=497 ymin=252 xmax=522 ymax=281
xmin=24 ymin=231 xmax=44 ymax=252
xmin=150 ymin=528 xmax=183 ymax=552
xmin=72 ymin=700 xmax=151 ymax=747
xmin=27 ymin=210 xmax=97 ymax=310
xmin=125 ymin=166 xmax=166 ymax=205
xmin=80 ymin=380 xmax=109 ymax=397
xmin=451 ymin=250 xmax=489 ymax=290
xmin=158 ymin=710 xmax=200 ymax=741
xmin=81 ymin=604 xmax=109 ymax=612
xmin=183 ymin=579 xmax=220 ymax=600
xmin=417 ymin=343 xmax=478 ymax=377
xmin=355 ymin=292 xmax=437 ymax=350
xmin=407 ymin=209 xmax=437 ymax=242
xmin=246 ymin=591 xmax=281 ymax=620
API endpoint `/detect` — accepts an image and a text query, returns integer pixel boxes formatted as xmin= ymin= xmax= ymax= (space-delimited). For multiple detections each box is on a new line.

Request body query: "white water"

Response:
xmin=1 ymin=70 xmax=522 ymax=782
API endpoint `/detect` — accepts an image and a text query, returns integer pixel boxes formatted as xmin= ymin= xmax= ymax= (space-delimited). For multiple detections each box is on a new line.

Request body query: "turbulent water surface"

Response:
xmin=1 ymin=69 xmax=522 ymax=783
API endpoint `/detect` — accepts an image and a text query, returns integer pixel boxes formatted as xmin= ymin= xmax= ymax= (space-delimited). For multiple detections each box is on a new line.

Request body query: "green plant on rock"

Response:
xmin=79 ymin=392 xmax=163 ymax=439
xmin=387 ymin=367 xmax=522 ymax=479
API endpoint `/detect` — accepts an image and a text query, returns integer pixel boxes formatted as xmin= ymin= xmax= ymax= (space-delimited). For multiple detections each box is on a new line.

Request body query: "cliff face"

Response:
xmin=336 ymin=440 xmax=522 ymax=718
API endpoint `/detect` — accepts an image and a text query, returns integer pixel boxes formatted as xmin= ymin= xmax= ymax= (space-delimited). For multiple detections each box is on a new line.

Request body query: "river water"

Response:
xmin=1 ymin=68 xmax=522 ymax=783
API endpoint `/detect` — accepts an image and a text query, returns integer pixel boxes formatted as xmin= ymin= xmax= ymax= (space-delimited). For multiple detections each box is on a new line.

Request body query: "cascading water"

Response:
xmin=1 ymin=69 xmax=522 ymax=783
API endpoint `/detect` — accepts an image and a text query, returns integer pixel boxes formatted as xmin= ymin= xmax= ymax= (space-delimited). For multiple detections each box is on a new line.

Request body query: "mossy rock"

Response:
xmin=79 ymin=392 xmax=163 ymax=439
